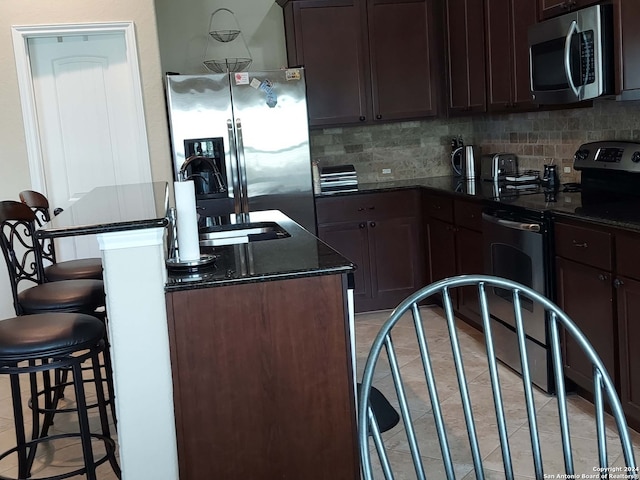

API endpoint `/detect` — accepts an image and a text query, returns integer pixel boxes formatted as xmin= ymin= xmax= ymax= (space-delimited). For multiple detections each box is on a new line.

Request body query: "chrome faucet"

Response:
xmin=178 ymin=155 xmax=227 ymax=193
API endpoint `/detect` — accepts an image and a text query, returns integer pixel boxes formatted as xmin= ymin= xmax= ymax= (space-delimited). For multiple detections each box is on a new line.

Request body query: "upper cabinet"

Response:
xmin=616 ymin=0 xmax=640 ymax=100
xmin=485 ymin=0 xmax=538 ymax=112
xmin=278 ymin=0 xmax=441 ymax=127
xmin=443 ymin=0 xmax=486 ymax=115
xmin=538 ymin=0 xmax=599 ymax=20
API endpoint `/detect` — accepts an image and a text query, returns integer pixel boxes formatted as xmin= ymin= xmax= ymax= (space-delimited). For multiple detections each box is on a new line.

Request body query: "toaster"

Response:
xmin=481 ymin=153 xmax=518 ymax=182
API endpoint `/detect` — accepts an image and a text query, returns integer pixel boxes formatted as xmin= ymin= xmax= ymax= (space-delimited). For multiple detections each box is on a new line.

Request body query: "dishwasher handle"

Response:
xmin=482 ymin=212 xmax=541 ymax=232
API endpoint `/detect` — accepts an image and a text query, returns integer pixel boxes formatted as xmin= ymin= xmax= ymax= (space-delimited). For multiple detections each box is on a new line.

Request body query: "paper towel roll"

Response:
xmin=174 ymin=180 xmax=200 ymax=261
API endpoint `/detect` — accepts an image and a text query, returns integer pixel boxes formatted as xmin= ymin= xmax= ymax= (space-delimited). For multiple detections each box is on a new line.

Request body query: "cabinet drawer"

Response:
xmin=424 ymin=193 xmax=454 ymax=223
xmin=454 ymin=199 xmax=484 ymax=231
xmin=555 ymin=222 xmax=612 ymax=271
xmin=616 ymin=231 xmax=640 ymax=280
xmin=316 ymin=190 xmax=419 ymax=224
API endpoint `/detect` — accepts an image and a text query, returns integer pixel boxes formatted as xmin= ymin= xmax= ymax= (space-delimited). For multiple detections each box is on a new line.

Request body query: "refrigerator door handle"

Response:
xmin=227 ymin=119 xmax=242 ymax=216
xmin=235 ymin=117 xmax=250 ymax=221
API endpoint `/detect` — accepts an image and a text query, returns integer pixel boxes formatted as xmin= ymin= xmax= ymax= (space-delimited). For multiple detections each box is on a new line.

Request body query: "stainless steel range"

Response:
xmin=482 ymin=141 xmax=640 ymax=393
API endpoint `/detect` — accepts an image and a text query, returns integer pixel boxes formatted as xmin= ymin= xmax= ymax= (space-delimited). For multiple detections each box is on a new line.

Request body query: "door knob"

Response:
xmin=359 ymin=222 xmax=366 ymax=229
xmin=369 ymin=222 xmax=376 ymax=228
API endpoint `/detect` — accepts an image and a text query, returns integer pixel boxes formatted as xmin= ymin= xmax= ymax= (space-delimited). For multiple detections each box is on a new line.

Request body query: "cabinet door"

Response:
xmin=318 ymin=220 xmax=372 ymax=308
xmin=555 ymin=257 xmax=616 ymax=392
xmin=444 ymin=0 xmax=486 ymax=114
xmin=485 ymin=0 xmax=536 ymax=111
xmin=456 ymin=227 xmax=484 ymax=327
xmin=616 ymin=275 xmax=640 ymax=427
xmin=367 ymin=0 xmax=438 ymax=121
xmin=428 ymin=218 xmax=457 ymax=283
xmin=368 ymin=215 xmax=427 ymax=310
xmin=291 ymin=0 xmax=370 ymax=127
xmin=616 ymin=0 xmax=640 ymax=99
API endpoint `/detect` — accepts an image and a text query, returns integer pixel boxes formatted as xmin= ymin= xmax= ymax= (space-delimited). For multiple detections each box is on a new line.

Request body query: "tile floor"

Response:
xmin=355 ymin=306 xmax=640 ymax=479
xmin=0 ymin=359 xmax=120 ymax=479
xmin=0 ymin=306 xmax=638 ymax=479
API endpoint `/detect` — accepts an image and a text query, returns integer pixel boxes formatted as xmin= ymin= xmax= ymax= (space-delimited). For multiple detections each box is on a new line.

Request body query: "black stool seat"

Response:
xmin=44 ymin=258 xmax=103 ymax=282
xmin=0 ymin=312 xmax=120 ymax=479
xmin=18 ymin=279 xmax=105 ymax=314
xmin=0 ymin=313 xmax=105 ymax=360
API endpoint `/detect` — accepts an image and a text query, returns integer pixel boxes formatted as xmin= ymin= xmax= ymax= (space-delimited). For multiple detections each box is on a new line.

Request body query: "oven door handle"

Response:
xmin=482 ymin=213 xmax=541 ymax=232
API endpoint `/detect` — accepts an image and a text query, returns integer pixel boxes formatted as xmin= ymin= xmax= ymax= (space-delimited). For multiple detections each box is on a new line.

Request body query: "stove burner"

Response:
xmin=562 ymin=182 xmax=581 ymax=193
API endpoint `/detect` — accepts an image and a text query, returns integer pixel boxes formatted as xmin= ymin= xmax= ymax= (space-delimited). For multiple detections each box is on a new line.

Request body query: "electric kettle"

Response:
xmin=463 ymin=145 xmax=480 ymax=180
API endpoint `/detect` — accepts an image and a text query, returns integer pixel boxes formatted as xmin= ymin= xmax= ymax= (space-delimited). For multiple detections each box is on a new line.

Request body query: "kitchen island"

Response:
xmin=165 ymin=209 xmax=359 ymax=480
xmin=37 ymin=184 xmax=358 ymax=480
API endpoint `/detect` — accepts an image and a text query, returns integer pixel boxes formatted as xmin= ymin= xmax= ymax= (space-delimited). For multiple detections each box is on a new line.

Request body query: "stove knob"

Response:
xmin=632 ymin=151 xmax=640 ymax=163
xmin=574 ymin=149 xmax=589 ymax=162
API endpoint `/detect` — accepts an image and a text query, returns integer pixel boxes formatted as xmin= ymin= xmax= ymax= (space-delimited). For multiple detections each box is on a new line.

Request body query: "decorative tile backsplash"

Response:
xmin=310 ymin=99 xmax=640 ymax=184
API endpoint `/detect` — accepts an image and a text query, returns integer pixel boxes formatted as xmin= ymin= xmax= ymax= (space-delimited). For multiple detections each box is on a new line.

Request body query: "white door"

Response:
xmin=27 ymin=33 xmax=152 ymax=260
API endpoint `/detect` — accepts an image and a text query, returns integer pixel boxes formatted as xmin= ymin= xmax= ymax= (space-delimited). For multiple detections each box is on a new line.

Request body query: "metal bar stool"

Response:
xmin=0 ymin=201 xmax=116 ymax=434
xmin=0 ymin=313 xmax=121 ymax=479
xmin=19 ymin=190 xmax=103 ymax=282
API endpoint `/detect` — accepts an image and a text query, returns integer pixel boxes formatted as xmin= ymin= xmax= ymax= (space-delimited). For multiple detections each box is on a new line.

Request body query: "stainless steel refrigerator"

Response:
xmin=165 ymin=69 xmax=316 ymax=233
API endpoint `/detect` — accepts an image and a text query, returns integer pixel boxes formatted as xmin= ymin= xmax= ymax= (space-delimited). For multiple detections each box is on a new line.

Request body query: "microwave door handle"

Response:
xmin=564 ymin=20 xmax=581 ymax=99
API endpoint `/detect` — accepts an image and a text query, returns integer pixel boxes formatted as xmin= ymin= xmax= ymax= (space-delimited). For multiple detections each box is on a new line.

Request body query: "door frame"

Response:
xmin=12 ymin=21 xmax=151 ymax=195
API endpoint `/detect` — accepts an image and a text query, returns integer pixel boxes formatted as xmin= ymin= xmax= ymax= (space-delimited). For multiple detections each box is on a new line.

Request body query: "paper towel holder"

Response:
xmin=165 ymin=206 xmax=217 ymax=272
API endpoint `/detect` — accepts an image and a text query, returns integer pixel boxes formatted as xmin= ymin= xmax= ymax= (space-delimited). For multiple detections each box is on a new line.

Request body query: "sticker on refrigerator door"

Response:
xmin=259 ymin=79 xmax=278 ymax=108
xmin=250 ymin=78 xmax=262 ymax=89
xmin=285 ymin=69 xmax=301 ymax=81
xmin=234 ymin=72 xmax=249 ymax=85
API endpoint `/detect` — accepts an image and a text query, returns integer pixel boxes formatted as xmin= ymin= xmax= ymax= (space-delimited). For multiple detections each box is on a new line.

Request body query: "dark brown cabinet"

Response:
xmin=555 ymin=256 xmax=616 ymax=390
xmin=443 ymin=0 xmax=486 ymax=115
xmin=538 ymin=0 xmax=599 ymax=20
xmin=615 ymin=0 xmax=640 ymax=100
xmin=555 ymin=221 xmax=616 ymax=392
xmin=615 ymin=231 xmax=640 ymax=429
xmin=279 ymin=0 xmax=440 ymax=127
xmin=166 ymin=274 xmax=359 ymax=479
xmin=485 ymin=0 xmax=537 ymax=111
xmin=316 ymin=189 xmax=427 ymax=312
xmin=425 ymin=192 xmax=485 ymax=326
xmin=279 ymin=0 xmax=369 ymax=127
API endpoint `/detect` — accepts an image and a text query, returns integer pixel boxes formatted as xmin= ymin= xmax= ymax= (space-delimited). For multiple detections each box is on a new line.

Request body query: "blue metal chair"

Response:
xmin=359 ymin=275 xmax=637 ymax=480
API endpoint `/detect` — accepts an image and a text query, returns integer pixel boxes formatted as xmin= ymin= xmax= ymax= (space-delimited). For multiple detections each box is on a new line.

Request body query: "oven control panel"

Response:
xmin=574 ymin=141 xmax=640 ymax=172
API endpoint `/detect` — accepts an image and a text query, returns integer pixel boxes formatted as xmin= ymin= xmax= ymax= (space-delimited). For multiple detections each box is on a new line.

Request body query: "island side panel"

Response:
xmin=166 ymin=273 xmax=359 ymax=480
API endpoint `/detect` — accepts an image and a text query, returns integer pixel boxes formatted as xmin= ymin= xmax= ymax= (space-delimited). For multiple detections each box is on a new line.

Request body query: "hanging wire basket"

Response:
xmin=209 ymin=30 xmax=240 ymax=43
xmin=203 ymin=8 xmax=252 ymax=73
xmin=203 ymin=58 xmax=252 ymax=73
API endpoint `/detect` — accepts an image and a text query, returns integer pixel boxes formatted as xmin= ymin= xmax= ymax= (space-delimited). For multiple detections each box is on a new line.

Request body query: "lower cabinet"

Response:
xmin=425 ymin=192 xmax=485 ymax=327
xmin=316 ymin=189 xmax=427 ymax=312
xmin=555 ymin=256 xmax=616 ymax=390
xmin=554 ymin=219 xmax=640 ymax=431
xmin=165 ymin=274 xmax=359 ymax=480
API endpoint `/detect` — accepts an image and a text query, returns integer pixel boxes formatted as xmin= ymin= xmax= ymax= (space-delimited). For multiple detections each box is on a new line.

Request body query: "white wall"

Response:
xmin=154 ymin=0 xmax=287 ymax=74
xmin=0 ymin=0 xmax=173 ymax=319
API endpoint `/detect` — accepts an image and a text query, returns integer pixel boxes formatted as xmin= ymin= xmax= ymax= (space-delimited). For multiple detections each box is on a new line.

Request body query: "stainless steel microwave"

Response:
xmin=528 ymin=4 xmax=614 ymax=104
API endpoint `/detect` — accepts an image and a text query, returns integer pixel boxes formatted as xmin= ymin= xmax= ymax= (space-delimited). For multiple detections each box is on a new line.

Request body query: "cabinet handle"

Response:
xmin=614 ymin=278 xmax=624 ymax=288
xmin=357 ymin=207 xmax=365 ymax=211
xmin=376 ymin=114 xmax=382 ymax=120
xmin=571 ymin=240 xmax=588 ymax=248
xmin=368 ymin=206 xmax=375 ymax=210
xmin=598 ymin=274 xmax=607 ymax=282
xmin=370 ymin=221 xmax=376 ymax=228
xmin=359 ymin=116 xmax=366 ymax=122
xmin=359 ymin=222 xmax=366 ymax=229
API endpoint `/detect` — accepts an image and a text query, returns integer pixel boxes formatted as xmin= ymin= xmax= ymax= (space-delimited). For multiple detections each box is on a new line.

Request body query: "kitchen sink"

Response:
xmin=199 ymin=221 xmax=290 ymax=246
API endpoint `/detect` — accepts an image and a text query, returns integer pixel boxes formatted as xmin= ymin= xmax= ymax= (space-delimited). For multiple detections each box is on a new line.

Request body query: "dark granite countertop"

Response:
xmin=36 ymin=182 xmax=169 ymax=239
xmin=317 ymin=176 xmax=640 ymax=233
xmin=165 ymin=210 xmax=355 ymax=292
